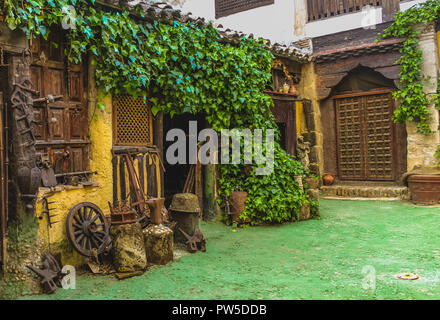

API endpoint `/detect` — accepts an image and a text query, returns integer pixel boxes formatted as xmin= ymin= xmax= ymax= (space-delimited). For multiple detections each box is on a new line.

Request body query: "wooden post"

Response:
xmin=153 ymin=111 xmax=164 ymax=197
xmin=202 ymin=121 xmax=216 ymax=221
xmin=203 ymin=162 xmax=216 ymax=221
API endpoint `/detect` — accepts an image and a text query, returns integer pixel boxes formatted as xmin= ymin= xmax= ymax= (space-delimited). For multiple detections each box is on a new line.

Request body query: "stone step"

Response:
xmin=320 ymin=185 xmax=410 ymax=201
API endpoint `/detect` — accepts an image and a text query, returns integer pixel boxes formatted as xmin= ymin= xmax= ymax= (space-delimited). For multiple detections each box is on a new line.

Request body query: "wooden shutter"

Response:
xmin=215 ymin=0 xmax=275 ymax=18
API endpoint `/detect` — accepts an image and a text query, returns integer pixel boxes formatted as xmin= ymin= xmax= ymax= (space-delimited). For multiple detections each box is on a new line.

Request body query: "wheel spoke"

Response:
xmin=92 ymin=233 xmax=104 ymax=244
xmin=73 ymin=215 xmax=82 ymax=225
xmin=73 ymin=223 xmax=82 ymax=229
xmin=76 ymin=233 xmax=84 ymax=244
xmin=85 ymin=208 xmax=91 ymax=220
xmin=86 ymin=237 xmax=91 ymax=250
xmin=82 ymin=207 xmax=88 ymax=221
xmin=74 ymin=230 xmax=82 ymax=236
xmin=76 ymin=211 xmax=84 ymax=222
xmin=81 ymin=235 xmax=87 ymax=249
xmin=90 ymin=213 xmax=100 ymax=223
xmin=90 ymin=235 xmax=99 ymax=248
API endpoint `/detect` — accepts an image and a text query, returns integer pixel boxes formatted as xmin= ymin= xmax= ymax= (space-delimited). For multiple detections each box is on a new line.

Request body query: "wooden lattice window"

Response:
xmin=113 ymin=94 xmax=153 ymax=146
xmin=215 ymin=0 xmax=274 ymax=18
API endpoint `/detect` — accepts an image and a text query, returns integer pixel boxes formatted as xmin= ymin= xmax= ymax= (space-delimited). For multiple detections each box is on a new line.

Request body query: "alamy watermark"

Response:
xmin=61 ymin=5 xmax=77 ymax=30
xmin=361 ymin=5 xmax=380 ymax=30
xmin=166 ymin=121 xmax=275 ymax=175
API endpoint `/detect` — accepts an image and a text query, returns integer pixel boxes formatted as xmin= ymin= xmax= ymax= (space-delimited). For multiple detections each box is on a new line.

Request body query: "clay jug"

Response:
xmin=322 ymin=173 xmax=335 ymax=186
xmin=289 ymin=84 xmax=297 ymax=95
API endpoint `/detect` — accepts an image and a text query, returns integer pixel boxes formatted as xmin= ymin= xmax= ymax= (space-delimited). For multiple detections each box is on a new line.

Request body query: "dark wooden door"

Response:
xmin=270 ymin=98 xmax=297 ymax=155
xmin=30 ymin=31 xmax=89 ymax=178
xmin=336 ymin=92 xmax=394 ymax=181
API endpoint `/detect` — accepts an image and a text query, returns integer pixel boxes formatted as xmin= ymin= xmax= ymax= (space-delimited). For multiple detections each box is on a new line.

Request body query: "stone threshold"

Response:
xmin=321 ymin=183 xmax=409 ymax=200
xmin=321 ymin=195 xmax=402 ymax=201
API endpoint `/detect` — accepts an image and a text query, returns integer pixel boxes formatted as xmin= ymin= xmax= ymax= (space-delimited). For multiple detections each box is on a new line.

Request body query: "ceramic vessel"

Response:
xmin=322 ymin=173 xmax=335 ymax=186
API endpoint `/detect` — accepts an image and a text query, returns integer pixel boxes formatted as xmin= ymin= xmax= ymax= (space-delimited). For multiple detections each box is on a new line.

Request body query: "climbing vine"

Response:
xmin=2 ymin=0 xmax=313 ymax=223
xmin=379 ymin=0 xmax=440 ymax=162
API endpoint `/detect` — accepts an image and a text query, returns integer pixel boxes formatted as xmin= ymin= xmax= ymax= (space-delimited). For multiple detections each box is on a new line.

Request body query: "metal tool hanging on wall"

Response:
xmin=39 ymin=153 xmax=57 ymax=187
xmin=38 ymin=192 xmax=58 ymax=228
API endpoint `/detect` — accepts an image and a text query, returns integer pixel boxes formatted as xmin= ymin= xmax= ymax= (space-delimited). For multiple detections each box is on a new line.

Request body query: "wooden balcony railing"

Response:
xmin=307 ymin=0 xmax=383 ymax=22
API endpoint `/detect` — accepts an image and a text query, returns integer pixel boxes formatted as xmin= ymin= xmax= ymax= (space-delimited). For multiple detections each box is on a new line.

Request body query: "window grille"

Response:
xmin=113 ymin=94 xmax=153 ymax=146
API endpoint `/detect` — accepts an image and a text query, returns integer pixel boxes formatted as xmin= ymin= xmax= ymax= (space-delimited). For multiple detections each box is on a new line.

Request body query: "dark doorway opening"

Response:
xmin=163 ymin=113 xmax=206 ymax=209
xmin=276 ymin=122 xmax=287 ymax=152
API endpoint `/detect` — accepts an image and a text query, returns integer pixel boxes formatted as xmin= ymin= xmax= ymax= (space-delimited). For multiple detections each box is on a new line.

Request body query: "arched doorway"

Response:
xmin=322 ymin=66 xmax=407 ymax=182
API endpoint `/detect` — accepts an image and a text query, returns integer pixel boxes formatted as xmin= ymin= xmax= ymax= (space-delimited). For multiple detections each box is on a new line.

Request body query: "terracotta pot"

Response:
xmin=304 ymin=177 xmax=319 ymax=189
xmin=408 ymin=175 xmax=440 ymax=205
xmin=289 ymin=84 xmax=297 ymax=95
xmin=229 ymin=191 xmax=248 ymax=222
xmin=322 ymin=173 xmax=335 ymax=186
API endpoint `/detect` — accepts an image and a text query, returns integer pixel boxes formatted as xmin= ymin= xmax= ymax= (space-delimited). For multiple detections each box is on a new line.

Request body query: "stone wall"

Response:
xmin=406 ymin=23 xmax=440 ymax=171
xmin=299 ymin=62 xmax=324 ymax=176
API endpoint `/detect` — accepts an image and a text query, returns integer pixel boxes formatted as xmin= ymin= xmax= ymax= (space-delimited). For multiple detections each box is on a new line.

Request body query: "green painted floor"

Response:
xmin=23 ymin=199 xmax=440 ymax=300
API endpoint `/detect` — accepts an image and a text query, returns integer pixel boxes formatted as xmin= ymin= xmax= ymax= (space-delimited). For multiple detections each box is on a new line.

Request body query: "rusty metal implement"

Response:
xmin=26 ymin=253 xmax=61 ymax=294
xmin=178 ymin=225 xmax=206 ymax=253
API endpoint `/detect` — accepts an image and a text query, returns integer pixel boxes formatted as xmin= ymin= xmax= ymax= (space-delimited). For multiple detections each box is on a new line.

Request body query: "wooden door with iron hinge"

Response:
xmin=335 ymin=90 xmax=395 ymax=181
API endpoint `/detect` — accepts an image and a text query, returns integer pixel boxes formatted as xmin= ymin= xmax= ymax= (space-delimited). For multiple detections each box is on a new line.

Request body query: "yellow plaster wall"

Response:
xmin=296 ymin=100 xmax=305 ymax=136
xmin=438 ymin=31 xmax=440 ymax=61
xmin=35 ymin=95 xmax=113 ymax=267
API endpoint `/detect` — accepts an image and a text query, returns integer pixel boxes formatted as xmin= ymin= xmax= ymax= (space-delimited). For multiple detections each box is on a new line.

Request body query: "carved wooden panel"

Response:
xmin=336 ymin=97 xmax=363 ymax=180
xmin=33 ymin=108 xmax=45 ymax=140
xmin=69 ymin=106 xmax=85 ymax=140
xmin=70 ymin=147 xmax=84 ymax=172
xmin=48 ymin=102 xmax=66 ymax=141
xmin=215 ymin=0 xmax=274 ymax=18
xmin=336 ymin=92 xmax=394 ymax=181
xmin=69 ymin=71 xmax=82 ymax=102
xmin=44 ymin=68 xmax=64 ymax=96
xmin=30 ymin=31 xmax=89 ymax=179
xmin=364 ymin=93 xmax=394 ymax=180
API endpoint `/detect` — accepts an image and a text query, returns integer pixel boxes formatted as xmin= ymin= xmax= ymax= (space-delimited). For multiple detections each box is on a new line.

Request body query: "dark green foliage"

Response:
xmin=379 ymin=0 xmax=440 ymax=163
xmin=3 ymin=0 xmax=312 ymax=222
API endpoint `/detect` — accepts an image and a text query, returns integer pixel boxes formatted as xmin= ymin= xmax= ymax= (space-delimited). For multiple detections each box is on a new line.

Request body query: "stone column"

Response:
xmin=406 ymin=23 xmax=440 ymax=170
xmin=300 ymin=63 xmax=324 ymax=177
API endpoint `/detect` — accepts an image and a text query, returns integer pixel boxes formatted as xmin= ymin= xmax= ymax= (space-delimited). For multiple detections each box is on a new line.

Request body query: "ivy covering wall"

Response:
xmin=3 ymin=0 xmax=316 ymax=223
xmin=379 ymin=0 xmax=440 ymax=161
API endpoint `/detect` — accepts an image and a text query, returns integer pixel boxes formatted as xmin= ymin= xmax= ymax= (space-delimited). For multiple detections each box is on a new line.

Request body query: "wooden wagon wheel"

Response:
xmin=66 ymin=202 xmax=110 ymax=257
